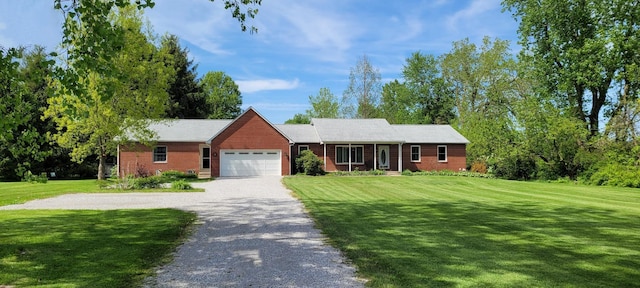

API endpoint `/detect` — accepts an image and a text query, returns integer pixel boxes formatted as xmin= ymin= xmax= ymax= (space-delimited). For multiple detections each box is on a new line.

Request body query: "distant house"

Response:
xmin=117 ymin=107 xmax=469 ymax=178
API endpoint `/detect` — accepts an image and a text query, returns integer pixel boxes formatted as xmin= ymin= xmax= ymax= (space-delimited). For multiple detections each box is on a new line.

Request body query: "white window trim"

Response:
xmin=298 ymin=145 xmax=309 ymax=154
xmin=411 ymin=145 xmax=421 ymax=162
xmin=336 ymin=145 xmax=364 ymax=165
xmin=437 ymin=145 xmax=447 ymax=162
xmin=153 ymin=146 xmax=168 ymax=163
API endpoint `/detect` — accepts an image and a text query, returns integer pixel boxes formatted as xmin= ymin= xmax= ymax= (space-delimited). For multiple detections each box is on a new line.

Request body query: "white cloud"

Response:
xmin=237 ymin=78 xmax=300 ymax=94
xmin=446 ymin=0 xmax=499 ymax=32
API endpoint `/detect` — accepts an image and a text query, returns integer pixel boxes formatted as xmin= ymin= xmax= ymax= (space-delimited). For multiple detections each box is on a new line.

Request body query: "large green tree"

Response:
xmin=502 ymin=0 xmax=640 ymax=136
xmin=162 ymin=34 xmax=207 ymax=119
xmin=200 ymin=71 xmax=242 ymax=119
xmin=45 ymin=6 xmax=173 ymax=180
xmin=307 ymin=87 xmax=340 ymax=118
xmin=379 ymin=80 xmax=416 ymax=124
xmin=342 ymin=54 xmax=382 ymax=118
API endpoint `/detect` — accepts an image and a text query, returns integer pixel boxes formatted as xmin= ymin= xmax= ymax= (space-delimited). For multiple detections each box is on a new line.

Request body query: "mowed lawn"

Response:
xmin=0 ymin=180 xmax=101 ymax=206
xmin=284 ymin=176 xmax=640 ymax=287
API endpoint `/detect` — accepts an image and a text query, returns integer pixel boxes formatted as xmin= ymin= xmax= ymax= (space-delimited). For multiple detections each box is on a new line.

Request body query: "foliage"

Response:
xmin=0 ymin=209 xmax=195 ymax=287
xmin=21 ymin=171 xmax=49 ymax=184
xmin=200 ymin=71 xmax=242 ymax=119
xmin=284 ymin=176 xmax=640 ymax=287
xmin=45 ymin=6 xmax=173 ymax=180
xmin=132 ymin=175 xmax=165 ymax=189
xmin=162 ymin=34 xmax=207 ymax=119
xmin=295 ymin=150 xmax=325 ymax=176
xmin=307 ymin=87 xmax=341 ymax=118
xmin=470 ymin=161 xmax=488 ymax=174
xmin=493 ymin=151 xmax=536 ymax=180
xmin=171 ymin=179 xmax=193 ymax=190
xmin=161 ymin=170 xmax=197 ymax=180
xmin=401 ymin=169 xmax=495 ymax=179
xmin=332 ymin=169 xmax=386 ymax=176
xmin=342 ymin=54 xmax=382 ymax=118
xmin=284 ymin=113 xmax=311 ymax=124
xmin=503 ymin=0 xmax=640 ymax=136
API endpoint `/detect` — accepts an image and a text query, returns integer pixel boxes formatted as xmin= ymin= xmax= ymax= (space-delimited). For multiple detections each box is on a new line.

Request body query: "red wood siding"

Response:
xmin=118 ymin=142 xmax=201 ymax=176
xmin=402 ymin=144 xmax=467 ymax=171
xmin=209 ymin=109 xmax=291 ymax=176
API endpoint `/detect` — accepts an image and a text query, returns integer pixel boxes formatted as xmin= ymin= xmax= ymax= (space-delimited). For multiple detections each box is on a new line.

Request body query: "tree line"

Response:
xmin=287 ymin=0 xmax=640 ymax=187
xmin=1 ymin=1 xmax=254 ymax=181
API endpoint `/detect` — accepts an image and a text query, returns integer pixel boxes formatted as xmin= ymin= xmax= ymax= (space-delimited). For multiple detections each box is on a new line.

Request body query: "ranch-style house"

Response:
xmin=117 ymin=107 xmax=469 ymax=178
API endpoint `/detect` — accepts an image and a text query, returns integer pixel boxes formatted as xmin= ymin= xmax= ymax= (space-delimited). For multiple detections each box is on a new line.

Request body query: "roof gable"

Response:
xmin=139 ymin=119 xmax=232 ymax=142
xmin=207 ymin=107 xmax=293 ymax=144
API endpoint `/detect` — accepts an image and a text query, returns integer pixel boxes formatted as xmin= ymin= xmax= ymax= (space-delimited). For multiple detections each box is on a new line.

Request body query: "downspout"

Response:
xmin=323 ymin=142 xmax=326 ymax=171
xmin=116 ymin=144 xmax=120 ymax=178
xmin=398 ymin=143 xmax=403 ymax=172
xmin=374 ymin=143 xmax=377 ymax=170
xmin=348 ymin=143 xmax=352 ymax=172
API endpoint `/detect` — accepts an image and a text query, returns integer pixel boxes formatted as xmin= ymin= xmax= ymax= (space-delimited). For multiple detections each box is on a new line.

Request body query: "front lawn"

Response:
xmin=0 ymin=209 xmax=195 ymax=287
xmin=0 ymin=179 xmax=204 ymax=206
xmin=284 ymin=176 xmax=640 ymax=287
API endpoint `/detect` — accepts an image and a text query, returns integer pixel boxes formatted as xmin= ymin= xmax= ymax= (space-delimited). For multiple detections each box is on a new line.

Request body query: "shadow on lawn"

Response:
xmin=0 ymin=210 xmax=193 ymax=287
xmin=308 ymin=200 xmax=640 ymax=287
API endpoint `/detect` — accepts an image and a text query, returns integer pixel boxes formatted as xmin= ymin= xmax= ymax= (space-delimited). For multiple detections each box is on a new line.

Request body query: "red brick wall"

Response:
xmin=210 ymin=109 xmax=291 ymax=176
xmin=402 ymin=144 xmax=467 ymax=172
xmin=292 ymin=144 xmax=402 ymax=172
xmin=118 ymin=142 xmax=202 ymax=177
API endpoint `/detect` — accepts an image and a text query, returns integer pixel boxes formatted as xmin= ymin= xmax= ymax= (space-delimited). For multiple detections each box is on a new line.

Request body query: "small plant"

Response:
xmin=133 ymin=175 xmax=164 ymax=189
xmin=161 ymin=170 xmax=197 ymax=180
xmin=22 ymin=171 xmax=48 ymax=184
xmin=470 ymin=161 xmax=488 ymax=174
xmin=171 ymin=179 xmax=193 ymax=190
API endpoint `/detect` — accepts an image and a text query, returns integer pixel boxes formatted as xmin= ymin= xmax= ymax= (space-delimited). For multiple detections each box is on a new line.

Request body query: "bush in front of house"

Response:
xmin=295 ymin=150 xmax=325 ymax=176
xmin=133 ymin=175 xmax=165 ymax=189
xmin=171 ymin=179 xmax=193 ymax=190
xmin=161 ymin=170 xmax=197 ymax=180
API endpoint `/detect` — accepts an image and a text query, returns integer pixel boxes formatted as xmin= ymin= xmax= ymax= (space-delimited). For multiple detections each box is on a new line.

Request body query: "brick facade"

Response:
xmin=118 ymin=142 xmax=202 ymax=177
xmin=209 ymin=109 xmax=291 ymax=177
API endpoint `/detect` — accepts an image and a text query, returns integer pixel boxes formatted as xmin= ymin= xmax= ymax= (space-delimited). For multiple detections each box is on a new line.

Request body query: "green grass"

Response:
xmin=284 ymin=176 xmax=640 ymax=287
xmin=0 ymin=209 xmax=196 ymax=288
xmin=0 ymin=179 xmax=204 ymax=206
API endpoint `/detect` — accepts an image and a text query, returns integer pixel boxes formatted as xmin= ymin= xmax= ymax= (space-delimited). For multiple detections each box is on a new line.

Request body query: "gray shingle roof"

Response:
xmin=275 ymin=124 xmax=320 ymax=143
xmin=310 ymin=118 xmax=404 ymax=143
xmin=392 ymin=125 xmax=469 ymax=144
xmin=148 ymin=119 xmax=232 ymax=142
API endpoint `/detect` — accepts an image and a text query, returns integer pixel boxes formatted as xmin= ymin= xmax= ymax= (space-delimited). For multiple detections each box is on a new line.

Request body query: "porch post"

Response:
xmin=398 ymin=143 xmax=403 ymax=172
xmin=323 ymin=143 xmax=327 ymax=171
xmin=373 ymin=143 xmax=377 ymax=170
xmin=348 ymin=143 xmax=352 ymax=172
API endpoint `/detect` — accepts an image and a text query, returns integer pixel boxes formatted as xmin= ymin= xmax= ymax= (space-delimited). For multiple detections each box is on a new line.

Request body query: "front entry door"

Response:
xmin=378 ymin=145 xmax=390 ymax=170
xmin=200 ymin=145 xmax=211 ymax=178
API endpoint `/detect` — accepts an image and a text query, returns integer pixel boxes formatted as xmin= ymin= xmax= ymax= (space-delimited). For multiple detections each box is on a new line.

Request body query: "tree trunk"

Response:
xmin=98 ymin=153 xmax=106 ymax=180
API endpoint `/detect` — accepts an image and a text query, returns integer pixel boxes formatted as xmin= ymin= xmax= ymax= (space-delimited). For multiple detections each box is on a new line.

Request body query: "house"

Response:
xmin=117 ymin=107 xmax=469 ymax=178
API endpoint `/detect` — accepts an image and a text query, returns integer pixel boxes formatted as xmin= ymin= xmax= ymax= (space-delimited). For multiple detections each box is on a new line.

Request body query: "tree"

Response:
xmin=379 ymin=80 xmax=416 ymax=124
xmin=502 ymin=0 xmax=640 ymax=136
xmin=402 ymin=52 xmax=455 ymax=124
xmin=162 ymin=34 xmax=207 ymax=119
xmin=342 ymin=54 xmax=382 ymax=118
xmin=441 ymin=37 xmax=519 ymax=167
xmin=307 ymin=87 xmax=340 ymax=118
xmin=200 ymin=71 xmax=242 ymax=119
xmin=285 ymin=113 xmax=311 ymax=124
xmin=45 ymin=6 xmax=173 ymax=180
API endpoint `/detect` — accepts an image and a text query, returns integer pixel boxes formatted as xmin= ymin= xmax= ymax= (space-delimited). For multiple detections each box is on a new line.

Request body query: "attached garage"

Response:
xmin=219 ymin=150 xmax=282 ymax=177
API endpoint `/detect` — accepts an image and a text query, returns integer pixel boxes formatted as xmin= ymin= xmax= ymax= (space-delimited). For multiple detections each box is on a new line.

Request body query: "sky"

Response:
xmin=0 ymin=0 xmax=520 ymax=124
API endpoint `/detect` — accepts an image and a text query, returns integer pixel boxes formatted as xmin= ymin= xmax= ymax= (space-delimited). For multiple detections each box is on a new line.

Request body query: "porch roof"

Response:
xmin=393 ymin=125 xmax=469 ymax=144
xmin=310 ymin=118 xmax=404 ymax=144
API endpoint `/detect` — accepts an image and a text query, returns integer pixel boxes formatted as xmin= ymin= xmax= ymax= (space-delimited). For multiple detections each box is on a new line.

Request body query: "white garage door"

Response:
xmin=220 ymin=150 xmax=282 ymax=177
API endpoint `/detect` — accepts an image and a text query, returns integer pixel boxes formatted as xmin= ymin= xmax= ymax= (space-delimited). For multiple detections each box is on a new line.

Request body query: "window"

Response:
xmin=298 ymin=145 xmax=309 ymax=154
xmin=336 ymin=145 xmax=364 ymax=164
xmin=153 ymin=146 xmax=167 ymax=162
xmin=411 ymin=145 xmax=421 ymax=162
xmin=437 ymin=145 xmax=447 ymax=162
xmin=202 ymin=147 xmax=210 ymax=169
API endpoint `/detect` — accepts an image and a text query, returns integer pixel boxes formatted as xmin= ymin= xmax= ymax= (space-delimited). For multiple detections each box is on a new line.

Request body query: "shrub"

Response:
xmin=133 ymin=175 xmax=165 ymax=189
xmin=494 ymin=153 xmax=536 ymax=180
xmin=22 ymin=171 xmax=48 ymax=184
xmin=295 ymin=150 xmax=325 ymax=176
xmin=402 ymin=169 xmax=414 ymax=176
xmin=171 ymin=179 xmax=193 ymax=190
xmin=470 ymin=161 xmax=488 ymax=174
xmin=589 ymin=163 xmax=640 ymax=188
xmin=161 ymin=170 xmax=197 ymax=180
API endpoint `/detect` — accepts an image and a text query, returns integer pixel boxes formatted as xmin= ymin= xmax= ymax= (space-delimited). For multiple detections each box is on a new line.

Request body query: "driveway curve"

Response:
xmin=0 ymin=177 xmax=364 ymax=288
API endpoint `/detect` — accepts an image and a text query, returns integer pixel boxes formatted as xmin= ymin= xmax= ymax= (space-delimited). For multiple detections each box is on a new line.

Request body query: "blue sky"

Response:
xmin=0 ymin=0 xmax=519 ymax=124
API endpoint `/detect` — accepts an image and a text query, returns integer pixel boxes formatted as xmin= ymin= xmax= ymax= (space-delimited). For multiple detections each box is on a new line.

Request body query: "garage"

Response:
xmin=219 ymin=150 xmax=282 ymax=177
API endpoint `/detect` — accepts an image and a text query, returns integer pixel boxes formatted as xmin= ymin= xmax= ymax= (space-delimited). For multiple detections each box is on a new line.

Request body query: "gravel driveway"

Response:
xmin=0 ymin=177 xmax=364 ymax=288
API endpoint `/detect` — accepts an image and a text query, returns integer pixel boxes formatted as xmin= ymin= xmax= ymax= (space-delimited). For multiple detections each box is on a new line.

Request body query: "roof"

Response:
xmin=393 ymin=125 xmax=469 ymax=144
xmin=275 ymin=124 xmax=320 ymax=143
xmin=148 ymin=119 xmax=232 ymax=142
xmin=310 ymin=118 xmax=404 ymax=144
xmin=206 ymin=107 xmax=293 ymax=144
